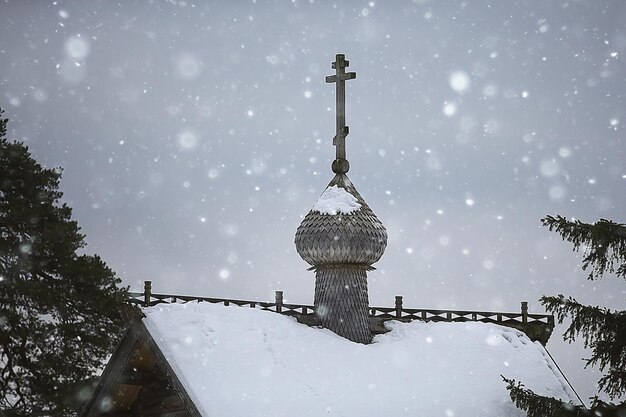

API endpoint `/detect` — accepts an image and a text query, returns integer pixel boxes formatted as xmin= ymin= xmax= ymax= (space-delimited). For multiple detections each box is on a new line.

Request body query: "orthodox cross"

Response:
xmin=326 ymin=54 xmax=356 ymax=169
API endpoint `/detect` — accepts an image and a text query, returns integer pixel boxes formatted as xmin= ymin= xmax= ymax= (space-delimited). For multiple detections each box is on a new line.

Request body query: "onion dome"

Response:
xmin=295 ymin=173 xmax=387 ymax=268
xmin=294 ymin=53 xmax=387 ymax=344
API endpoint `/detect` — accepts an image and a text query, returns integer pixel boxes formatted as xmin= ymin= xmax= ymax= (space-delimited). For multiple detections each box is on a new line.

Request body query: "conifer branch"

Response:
xmin=541 ymin=215 xmax=626 ymax=280
xmin=541 ymin=295 xmax=626 ymax=399
xmin=1 ymin=107 xmax=128 ymax=415
xmin=505 ymin=214 xmax=626 ymax=415
xmin=502 ymin=376 xmax=573 ymax=417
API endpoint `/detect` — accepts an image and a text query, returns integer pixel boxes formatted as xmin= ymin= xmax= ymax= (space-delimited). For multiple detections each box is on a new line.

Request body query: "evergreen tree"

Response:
xmin=0 ymin=107 xmax=128 ymax=416
xmin=504 ymin=215 xmax=626 ymax=416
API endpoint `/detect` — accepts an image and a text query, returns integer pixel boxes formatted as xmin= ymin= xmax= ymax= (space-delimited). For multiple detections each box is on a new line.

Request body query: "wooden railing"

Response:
xmin=128 ymin=281 xmax=554 ymax=326
xmin=369 ymin=295 xmax=553 ymax=325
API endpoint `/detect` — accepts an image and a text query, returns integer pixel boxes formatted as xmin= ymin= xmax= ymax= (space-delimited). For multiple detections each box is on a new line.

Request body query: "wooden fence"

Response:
xmin=128 ymin=281 xmax=554 ymax=326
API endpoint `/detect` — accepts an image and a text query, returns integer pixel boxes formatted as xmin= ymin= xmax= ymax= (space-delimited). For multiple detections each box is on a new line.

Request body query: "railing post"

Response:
xmin=275 ymin=290 xmax=283 ymax=313
xmin=395 ymin=296 xmax=403 ymax=318
xmin=521 ymin=301 xmax=528 ymax=324
xmin=144 ymin=280 xmax=152 ymax=307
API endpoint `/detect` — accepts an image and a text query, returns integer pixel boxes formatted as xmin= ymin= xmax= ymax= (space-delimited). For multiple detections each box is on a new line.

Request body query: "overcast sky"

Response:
xmin=1 ymin=0 xmax=624 ymax=403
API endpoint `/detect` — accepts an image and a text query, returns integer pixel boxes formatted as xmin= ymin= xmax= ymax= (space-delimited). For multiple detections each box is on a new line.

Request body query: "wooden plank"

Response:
xmin=144 ymin=322 xmax=204 ymax=417
xmin=80 ymin=325 xmax=144 ymax=417
xmin=141 ymin=393 xmax=184 ymax=410
xmin=111 ymin=384 xmax=142 ymax=410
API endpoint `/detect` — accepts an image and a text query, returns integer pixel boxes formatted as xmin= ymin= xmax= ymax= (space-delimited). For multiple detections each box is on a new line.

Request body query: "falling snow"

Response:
xmin=449 ymin=71 xmax=471 ymax=93
xmin=0 ymin=0 xmax=623 ymax=403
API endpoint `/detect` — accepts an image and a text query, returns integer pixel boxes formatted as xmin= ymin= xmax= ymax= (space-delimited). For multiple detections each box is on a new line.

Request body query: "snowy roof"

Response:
xmin=312 ymin=184 xmax=362 ymax=215
xmin=143 ymin=302 xmax=577 ymax=417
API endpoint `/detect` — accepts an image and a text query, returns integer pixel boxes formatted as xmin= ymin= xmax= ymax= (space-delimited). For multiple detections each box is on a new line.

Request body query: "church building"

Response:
xmin=81 ymin=54 xmax=580 ymax=417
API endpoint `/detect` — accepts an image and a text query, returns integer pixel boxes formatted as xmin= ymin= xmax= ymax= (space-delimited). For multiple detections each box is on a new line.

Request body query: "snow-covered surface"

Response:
xmin=311 ymin=185 xmax=361 ymax=215
xmin=143 ymin=303 xmax=577 ymax=417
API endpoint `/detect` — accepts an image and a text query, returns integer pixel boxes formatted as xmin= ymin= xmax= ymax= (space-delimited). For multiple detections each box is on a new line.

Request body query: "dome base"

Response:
xmin=314 ymin=268 xmax=371 ymax=344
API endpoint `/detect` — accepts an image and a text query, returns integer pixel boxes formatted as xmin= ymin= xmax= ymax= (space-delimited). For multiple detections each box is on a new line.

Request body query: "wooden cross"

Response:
xmin=326 ymin=54 xmax=356 ymax=162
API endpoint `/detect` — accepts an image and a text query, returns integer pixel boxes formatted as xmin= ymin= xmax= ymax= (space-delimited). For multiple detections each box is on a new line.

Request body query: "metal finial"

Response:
xmin=326 ymin=53 xmax=356 ymax=174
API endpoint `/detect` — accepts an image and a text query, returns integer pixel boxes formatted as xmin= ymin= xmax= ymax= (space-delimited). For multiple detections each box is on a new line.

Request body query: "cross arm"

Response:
xmin=325 ymin=72 xmax=356 ymax=83
xmin=332 ymin=58 xmax=349 ymax=69
xmin=332 ymin=126 xmax=349 ymax=145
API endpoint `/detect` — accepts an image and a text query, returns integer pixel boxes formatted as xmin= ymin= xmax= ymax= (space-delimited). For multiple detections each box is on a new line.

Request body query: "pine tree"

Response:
xmin=504 ymin=215 xmax=626 ymax=416
xmin=0 ymin=107 xmax=128 ymax=416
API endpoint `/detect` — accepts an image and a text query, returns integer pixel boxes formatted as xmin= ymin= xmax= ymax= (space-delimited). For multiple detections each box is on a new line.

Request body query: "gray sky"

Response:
xmin=1 ymin=0 xmax=624 ymax=403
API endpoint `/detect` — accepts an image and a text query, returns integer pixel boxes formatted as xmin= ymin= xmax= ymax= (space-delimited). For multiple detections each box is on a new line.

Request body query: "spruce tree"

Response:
xmin=0 ymin=107 xmax=128 ymax=416
xmin=504 ymin=215 xmax=626 ymax=416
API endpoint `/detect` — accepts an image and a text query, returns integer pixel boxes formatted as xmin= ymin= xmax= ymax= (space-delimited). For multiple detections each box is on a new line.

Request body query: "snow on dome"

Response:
xmin=143 ymin=303 xmax=577 ymax=417
xmin=311 ymin=185 xmax=361 ymax=215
